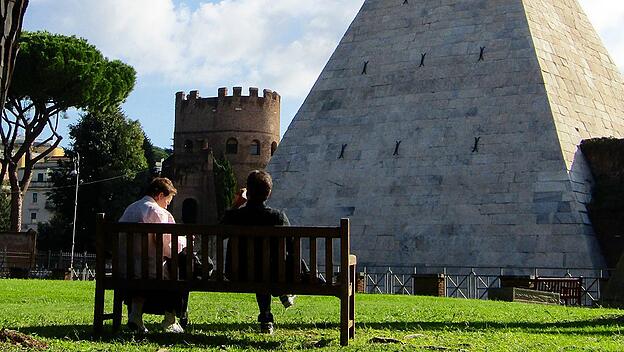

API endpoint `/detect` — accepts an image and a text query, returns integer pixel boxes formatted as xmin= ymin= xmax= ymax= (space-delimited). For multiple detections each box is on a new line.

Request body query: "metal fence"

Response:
xmin=0 ymin=250 xmax=97 ymax=280
xmin=357 ymin=266 xmax=611 ymax=306
xmin=0 ymin=250 xmax=614 ymax=305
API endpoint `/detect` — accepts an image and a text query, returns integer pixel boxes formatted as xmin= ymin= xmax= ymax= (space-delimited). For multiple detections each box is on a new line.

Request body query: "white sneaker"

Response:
xmin=162 ymin=311 xmax=184 ymax=333
xmin=280 ymin=294 xmax=296 ymax=309
xmin=163 ymin=321 xmax=184 ymax=334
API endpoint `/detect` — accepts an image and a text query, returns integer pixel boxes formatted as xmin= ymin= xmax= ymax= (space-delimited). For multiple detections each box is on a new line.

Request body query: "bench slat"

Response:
xmin=112 ymin=231 xmax=119 ymax=280
xmin=262 ymin=237 xmax=270 ymax=283
xmin=110 ymin=279 xmax=342 ymax=296
xmin=325 ymin=238 xmax=333 ymax=284
xmin=293 ymin=237 xmax=301 ymax=283
xmin=156 ymin=234 xmax=163 ymax=280
xmin=278 ymin=237 xmax=286 ymax=283
xmin=171 ymin=234 xmax=179 ymax=281
xmin=127 ymin=232 xmax=134 ymax=279
xmin=247 ymin=237 xmax=255 ymax=282
xmin=230 ymin=236 xmax=239 ymax=281
xmin=141 ymin=233 xmax=149 ymax=279
xmin=186 ymin=234 xmax=193 ymax=281
xmin=107 ymin=223 xmax=341 ymax=238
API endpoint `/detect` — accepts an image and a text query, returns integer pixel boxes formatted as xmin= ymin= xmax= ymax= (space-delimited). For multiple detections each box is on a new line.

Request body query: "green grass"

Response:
xmin=1 ymin=279 xmax=624 ymax=351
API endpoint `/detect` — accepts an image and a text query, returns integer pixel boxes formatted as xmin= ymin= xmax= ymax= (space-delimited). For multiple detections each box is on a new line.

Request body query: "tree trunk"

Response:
xmin=0 ymin=0 xmax=29 ymax=112
xmin=1 ymin=0 xmax=29 ymax=232
xmin=7 ymin=163 xmax=21 ymax=231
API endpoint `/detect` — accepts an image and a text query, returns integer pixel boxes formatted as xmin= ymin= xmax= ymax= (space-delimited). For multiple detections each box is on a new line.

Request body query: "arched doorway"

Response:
xmin=182 ymin=198 xmax=198 ymax=224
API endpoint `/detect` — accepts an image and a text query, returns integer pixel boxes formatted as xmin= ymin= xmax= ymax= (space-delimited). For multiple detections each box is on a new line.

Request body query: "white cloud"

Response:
xmin=23 ymin=0 xmax=364 ymax=98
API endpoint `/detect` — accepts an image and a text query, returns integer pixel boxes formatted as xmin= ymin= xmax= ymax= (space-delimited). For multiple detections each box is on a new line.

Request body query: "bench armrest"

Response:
xmin=349 ymin=255 xmax=357 ymax=266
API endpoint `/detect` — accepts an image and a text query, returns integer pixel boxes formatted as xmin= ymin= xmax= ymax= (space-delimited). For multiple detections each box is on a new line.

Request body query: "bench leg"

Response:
xmin=93 ymin=281 xmax=105 ymax=337
xmin=340 ymin=264 xmax=357 ymax=346
xmin=340 ymin=293 xmax=349 ymax=346
xmin=112 ymin=289 xmax=123 ymax=332
xmin=349 ymin=264 xmax=356 ymax=340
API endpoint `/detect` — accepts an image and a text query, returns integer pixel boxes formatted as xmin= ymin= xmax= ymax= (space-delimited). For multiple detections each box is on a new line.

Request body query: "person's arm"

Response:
xmin=230 ymin=188 xmax=247 ymax=209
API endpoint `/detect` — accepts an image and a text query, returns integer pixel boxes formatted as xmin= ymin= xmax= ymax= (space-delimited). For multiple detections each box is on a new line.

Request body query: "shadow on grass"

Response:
xmin=360 ymin=315 xmax=624 ymax=336
xmin=17 ymin=324 xmax=283 ymax=350
xmin=13 ymin=314 xmax=624 ymax=347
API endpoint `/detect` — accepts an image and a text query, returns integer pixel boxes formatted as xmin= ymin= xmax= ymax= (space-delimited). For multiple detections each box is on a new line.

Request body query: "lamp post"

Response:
xmin=69 ymin=152 xmax=80 ymax=279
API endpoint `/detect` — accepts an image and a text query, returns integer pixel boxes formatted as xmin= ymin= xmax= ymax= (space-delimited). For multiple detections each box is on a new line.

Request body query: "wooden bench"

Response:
xmin=93 ymin=213 xmax=357 ymax=346
xmin=531 ymin=277 xmax=583 ymax=306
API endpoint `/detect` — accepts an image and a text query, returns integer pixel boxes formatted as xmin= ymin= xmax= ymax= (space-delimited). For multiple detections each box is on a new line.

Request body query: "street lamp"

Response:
xmin=69 ymin=152 xmax=80 ymax=279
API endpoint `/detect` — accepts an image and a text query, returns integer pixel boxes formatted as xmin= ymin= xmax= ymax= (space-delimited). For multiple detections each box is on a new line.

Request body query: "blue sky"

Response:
xmin=23 ymin=0 xmax=624 ymax=149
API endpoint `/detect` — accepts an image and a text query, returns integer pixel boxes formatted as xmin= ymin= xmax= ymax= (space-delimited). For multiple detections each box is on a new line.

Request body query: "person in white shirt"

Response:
xmin=118 ymin=177 xmax=187 ymax=334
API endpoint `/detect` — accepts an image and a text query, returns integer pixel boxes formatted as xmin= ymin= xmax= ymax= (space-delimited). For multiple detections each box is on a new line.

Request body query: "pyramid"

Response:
xmin=267 ymin=0 xmax=624 ymax=269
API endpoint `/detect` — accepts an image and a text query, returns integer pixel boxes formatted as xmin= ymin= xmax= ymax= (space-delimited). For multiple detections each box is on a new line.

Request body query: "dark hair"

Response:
xmin=145 ymin=177 xmax=177 ymax=198
xmin=246 ymin=170 xmax=272 ymax=202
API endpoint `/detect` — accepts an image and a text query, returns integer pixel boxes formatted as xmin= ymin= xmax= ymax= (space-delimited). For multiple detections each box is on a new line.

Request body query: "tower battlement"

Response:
xmin=175 ymin=87 xmax=280 ymax=110
xmin=169 ymin=84 xmax=281 ymax=227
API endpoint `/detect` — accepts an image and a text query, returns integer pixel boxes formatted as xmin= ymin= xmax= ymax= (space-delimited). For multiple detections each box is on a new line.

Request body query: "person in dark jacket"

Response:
xmin=222 ymin=170 xmax=294 ymax=334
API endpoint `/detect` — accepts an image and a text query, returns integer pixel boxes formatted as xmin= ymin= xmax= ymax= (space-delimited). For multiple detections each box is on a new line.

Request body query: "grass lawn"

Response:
xmin=1 ymin=279 xmax=624 ymax=351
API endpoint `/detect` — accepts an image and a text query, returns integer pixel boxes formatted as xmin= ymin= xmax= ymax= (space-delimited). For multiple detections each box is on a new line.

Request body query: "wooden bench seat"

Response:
xmin=93 ymin=214 xmax=356 ymax=345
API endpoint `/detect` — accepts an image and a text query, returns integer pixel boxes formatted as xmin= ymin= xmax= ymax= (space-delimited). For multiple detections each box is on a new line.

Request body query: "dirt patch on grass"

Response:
xmin=0 ymin=328 xmax=48 ymax=350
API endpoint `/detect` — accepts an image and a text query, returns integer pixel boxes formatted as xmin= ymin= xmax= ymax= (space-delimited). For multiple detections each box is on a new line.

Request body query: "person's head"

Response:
xmin=146 ymin=177 xmax=177 ymax=208
xmin=246 ymin=170 xmax=272 ymax=203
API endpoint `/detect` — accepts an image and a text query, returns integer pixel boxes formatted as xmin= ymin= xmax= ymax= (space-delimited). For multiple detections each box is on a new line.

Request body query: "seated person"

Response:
xmin=222 ymin=170 xmax=295 ymax=334
xmin=118 ymin=177 xmax=187 ymax=334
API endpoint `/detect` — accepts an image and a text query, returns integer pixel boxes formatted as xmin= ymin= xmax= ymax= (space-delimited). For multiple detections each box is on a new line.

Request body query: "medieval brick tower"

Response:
xmin=168 ymin=87 xmax=280 ymax=225
xmin=268 ymin=0 xmax=624 ymax=269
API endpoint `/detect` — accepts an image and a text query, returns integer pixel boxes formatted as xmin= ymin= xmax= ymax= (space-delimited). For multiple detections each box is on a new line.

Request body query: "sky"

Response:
xmin=22 ymin=0 xmax=624 ymax=149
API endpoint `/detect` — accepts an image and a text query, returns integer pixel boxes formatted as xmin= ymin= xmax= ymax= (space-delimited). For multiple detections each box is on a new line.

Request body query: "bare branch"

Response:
xmin=28 ymin=133 xmax=62 ymax=166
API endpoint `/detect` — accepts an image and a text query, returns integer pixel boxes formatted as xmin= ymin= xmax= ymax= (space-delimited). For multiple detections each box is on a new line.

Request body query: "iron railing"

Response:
xmin=356 ymin=266 xmax=611 ymax=306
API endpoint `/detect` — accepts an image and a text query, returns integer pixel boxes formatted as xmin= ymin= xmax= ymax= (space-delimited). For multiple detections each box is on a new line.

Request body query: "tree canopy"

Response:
xmin=1 ymin=31 xmax=136 ymax=231
xmin=8 ymin=31 xmax=135 ymax=112
xmin=44 ymin=110 xmax=148 ymax=251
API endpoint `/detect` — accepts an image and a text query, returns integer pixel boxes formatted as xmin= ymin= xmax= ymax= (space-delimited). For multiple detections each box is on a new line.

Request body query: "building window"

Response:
xmin=271 ymin=141 xmax=278 ymax=156
xmin=33 ymin=193 xmax=38 ymax=203
xmin=184 ymin=140 xmax=193 ymax=153
xmin=226 ymin=138 xmax=238 ymax=154
xmin=250 ymin=140 xmax=261 ymax=156
xmin=37 ymin=173 xmax=44 ymax=182
xmin=31 ymin=212 xmax=37 ymax=221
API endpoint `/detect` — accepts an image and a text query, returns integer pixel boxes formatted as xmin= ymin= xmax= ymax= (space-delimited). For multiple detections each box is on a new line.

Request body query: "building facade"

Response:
xmin=16 ymin=148 xmax=67 ymax=231
xmin=167 ymin=87 xmax=280 ymax=225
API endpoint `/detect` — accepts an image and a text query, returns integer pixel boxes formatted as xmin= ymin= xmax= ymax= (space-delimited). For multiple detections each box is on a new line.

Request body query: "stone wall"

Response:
xmin=268 ymin=0 xmax=624 ymax=269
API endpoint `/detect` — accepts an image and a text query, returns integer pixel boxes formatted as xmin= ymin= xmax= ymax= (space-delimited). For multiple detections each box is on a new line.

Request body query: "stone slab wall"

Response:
xmin=268 ymin=0 xmax=623 ymax=269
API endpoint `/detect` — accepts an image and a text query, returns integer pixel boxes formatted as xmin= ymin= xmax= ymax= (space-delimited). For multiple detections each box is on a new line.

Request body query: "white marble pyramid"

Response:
xmin=267 ymin=0 xmax=624 ymax=269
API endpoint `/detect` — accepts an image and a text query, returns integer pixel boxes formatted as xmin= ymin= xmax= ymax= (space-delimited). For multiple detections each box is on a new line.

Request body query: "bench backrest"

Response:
xmin=532 ymin=277 xmax=582 ymax=305
xmin=95 ymin=213 xmax=351 ymax=293
xmin=0 ymin=231 xmax=37 ymax=269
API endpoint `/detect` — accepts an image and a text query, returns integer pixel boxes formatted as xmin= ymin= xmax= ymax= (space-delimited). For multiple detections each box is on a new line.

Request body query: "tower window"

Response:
xmin=37 ymin=173 xmax=44 ymax=182
xmin=250 ymin=140 xmax=261 ymax=156
xmin=31 ymin=212 xmax=37 ymax=221
xmin=184 ymin=140 xmax=193 ymax=153
xmin=226 ymin=138 xmax=238 ymax=154
xmin=271 ymin=141 xmax=278 ymax=156
xmin=33 ymin=193 xmax=38 ymax=203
